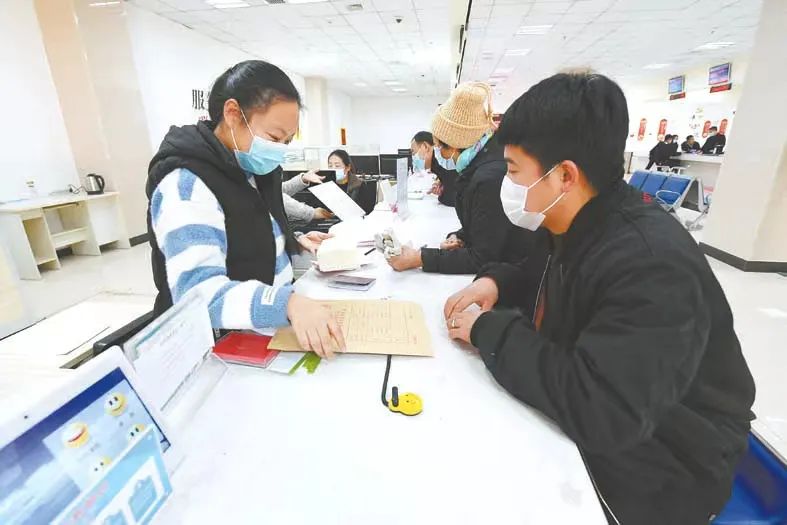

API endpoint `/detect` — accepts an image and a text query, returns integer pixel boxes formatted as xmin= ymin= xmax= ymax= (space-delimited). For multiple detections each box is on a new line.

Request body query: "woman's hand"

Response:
xmin=428 ymin=181 xmax=443 ymax=196
xmin=446 ymin=309 xmax=484 ymax=344
xmin=386 ymin=245 xmax=422 ymax=272
xmin=298 ymin=231 xmax=332 ymax=254
xmin=300 ymin=170 xmax=325 ymax=185
xmin=314 ymin=207 xmax=334 ymax=220
xmin=440 ymin=234 xmax=464 ymax=251
xmin=287 ymin=294 xmax=346 ymax=358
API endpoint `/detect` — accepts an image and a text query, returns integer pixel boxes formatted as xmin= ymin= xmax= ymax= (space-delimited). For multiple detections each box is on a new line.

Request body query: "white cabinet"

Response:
xmin=0 ymin=192 xmax=130 ymax=280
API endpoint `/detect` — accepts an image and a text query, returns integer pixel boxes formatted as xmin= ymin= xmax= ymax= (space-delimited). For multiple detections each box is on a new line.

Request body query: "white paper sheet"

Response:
xmin=125 ymin=291 xmax=214 ymax=411
xmin=308 ymin=181 xmax=366 ymax=221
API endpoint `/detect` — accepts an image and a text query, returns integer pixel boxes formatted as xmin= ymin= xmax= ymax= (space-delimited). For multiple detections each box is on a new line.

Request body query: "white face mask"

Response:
xmin=500 ymin=164 xmax=565 ymax=231
xmin=335 ymin=168 xmax=347 ymax=182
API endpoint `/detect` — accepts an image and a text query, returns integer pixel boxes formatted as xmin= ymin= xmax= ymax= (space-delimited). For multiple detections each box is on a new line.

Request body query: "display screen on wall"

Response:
xmin=668 ymin=76 xmax=685 ymax=94
xmin=708 ymin=63 xmax=731 ymax=85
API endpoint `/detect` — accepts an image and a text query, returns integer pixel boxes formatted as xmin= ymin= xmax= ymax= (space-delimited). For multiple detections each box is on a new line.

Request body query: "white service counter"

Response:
xmin=630 ymin=151 xmax=725 ymax=192
xmin=155 ymin=197 xmax=607 ymax=524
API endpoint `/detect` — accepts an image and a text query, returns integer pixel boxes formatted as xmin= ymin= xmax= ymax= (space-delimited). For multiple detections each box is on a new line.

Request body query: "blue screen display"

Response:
xmin=668 ymin=76 xmax=685 ymax=94
xmin=0 ymin=369 xmax=170 ymax=525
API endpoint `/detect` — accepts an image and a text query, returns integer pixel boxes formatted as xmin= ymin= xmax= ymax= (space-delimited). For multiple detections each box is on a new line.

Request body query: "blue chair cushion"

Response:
xmin=629 ymin=170 xmax=649 ymax=190
xmin=640 ymin=173 xmax=668 ymax=196
xmin=713 ymin=434 xmax=787 ymax=524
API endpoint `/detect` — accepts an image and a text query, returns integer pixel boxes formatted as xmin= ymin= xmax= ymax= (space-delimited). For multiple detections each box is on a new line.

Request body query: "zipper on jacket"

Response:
xmin=579 ymin=448 xmax=622 ymax=525
xmin=532 ymin=255 xmax=551 ymax=323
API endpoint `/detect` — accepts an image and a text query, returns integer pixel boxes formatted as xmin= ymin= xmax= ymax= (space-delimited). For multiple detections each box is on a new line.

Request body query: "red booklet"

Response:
xmin=213 ymin=331 xmax=279 ymax=368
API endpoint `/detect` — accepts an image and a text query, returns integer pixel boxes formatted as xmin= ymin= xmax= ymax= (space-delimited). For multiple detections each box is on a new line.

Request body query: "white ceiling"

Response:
xmin=127 ymin=0 xmax=460 ymax=97
xmin=461 ymin=0 xmax=763 ymax=109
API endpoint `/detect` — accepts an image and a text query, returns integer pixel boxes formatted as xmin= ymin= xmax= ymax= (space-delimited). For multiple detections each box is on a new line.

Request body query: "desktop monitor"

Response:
xmin=380 ymin=154 xmax=411 ymax=175
xmin=709 ymin=63 xmax=731 ymax=86
xmin=668 ymin=75 xmax=685 ymax=94
xmin=350 ymin=155 xmax=380 ymax=175
xmin=0 ymin=347 xmax=175 ymax=524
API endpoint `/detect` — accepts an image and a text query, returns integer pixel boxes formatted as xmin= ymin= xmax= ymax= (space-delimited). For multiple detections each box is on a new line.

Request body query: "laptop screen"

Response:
xmin=0 ymin=367 xmax=170 ymax=524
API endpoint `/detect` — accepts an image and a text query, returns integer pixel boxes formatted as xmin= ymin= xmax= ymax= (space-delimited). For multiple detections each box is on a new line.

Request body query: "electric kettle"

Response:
xmin=85 ymin=174 xmax=105 ymax=195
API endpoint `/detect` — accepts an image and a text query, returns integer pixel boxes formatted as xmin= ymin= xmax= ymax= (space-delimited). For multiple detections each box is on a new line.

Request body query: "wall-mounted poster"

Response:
xmin=637 ymin=118 xmax=647 ymax=141
xmin=701 ymin=120 xmax=712 ymax=138
xmin=658 ymin=119 xmax=668 ymax=138
xmin=719 ymin=118 xmax=729 ymax=135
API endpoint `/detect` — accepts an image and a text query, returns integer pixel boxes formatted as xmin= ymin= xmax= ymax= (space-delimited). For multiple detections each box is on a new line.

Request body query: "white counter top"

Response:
xmin=631 ymin=151 xmax=725 ymax=164
xmin=155 ymin=197 xmax=607 ymax=525
xmin=0 ymin=191 xmax=119 ymax=213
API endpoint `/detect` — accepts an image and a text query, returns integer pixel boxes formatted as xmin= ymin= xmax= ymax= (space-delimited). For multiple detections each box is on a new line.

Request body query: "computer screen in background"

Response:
xmin=350 ymin=155 xmax=380 ymax=175
xmin=0 ymin=368 xmax=170 ymax=524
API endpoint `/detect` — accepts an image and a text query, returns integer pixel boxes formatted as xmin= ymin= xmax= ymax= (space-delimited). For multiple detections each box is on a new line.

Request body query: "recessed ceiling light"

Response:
xmin=354 ymin=82 xmax=368 ymax=87
xmin=488 ymin=76 xmax=506 ymax=84
xmin=694 ymin=41 xmax=735 ymax=51
xmin=346 ymin=2 xmax=363 ymax=11
xmin=493 ymin=67 xmax=514 ymax=75
xmin=516 ymin=25 xmax=552 ymax=35
xmin=504 ymin=49 xmax=531 ymax=57
xmin=88 ymin=0 xmax=120 ymax=5
xmin=391 ymin=87 xmax=408 ymax=92
xmin=383 ymin=80 xmax=402 ymax=86
xmin=643 ymin=63 xmax=670 ymax=70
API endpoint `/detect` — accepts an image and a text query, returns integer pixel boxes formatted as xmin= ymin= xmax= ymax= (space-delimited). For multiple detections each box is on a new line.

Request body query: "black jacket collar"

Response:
xmin=554 ymin=179 xmax=631 ymax=264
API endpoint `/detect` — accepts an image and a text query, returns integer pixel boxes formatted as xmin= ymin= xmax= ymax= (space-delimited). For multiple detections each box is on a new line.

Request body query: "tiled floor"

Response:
xmin=15 ymin=227 xmax=787 ymax=459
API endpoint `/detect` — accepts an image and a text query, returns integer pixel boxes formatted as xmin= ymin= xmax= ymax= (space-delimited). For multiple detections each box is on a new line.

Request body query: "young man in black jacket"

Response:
xmin=443 ymin=73 xmax=755 ymax=524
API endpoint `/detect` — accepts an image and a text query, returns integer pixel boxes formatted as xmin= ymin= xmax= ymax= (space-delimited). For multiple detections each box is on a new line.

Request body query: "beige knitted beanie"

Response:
xmin=431 ymin=82 xmax=494 ymax=150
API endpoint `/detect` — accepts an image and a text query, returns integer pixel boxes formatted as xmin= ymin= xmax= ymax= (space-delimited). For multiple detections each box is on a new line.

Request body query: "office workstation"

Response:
xmin=2 ymin=0 xmax=787 ymax=524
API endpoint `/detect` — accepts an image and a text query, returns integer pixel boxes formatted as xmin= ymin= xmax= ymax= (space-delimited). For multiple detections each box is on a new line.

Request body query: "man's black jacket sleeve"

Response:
xmin=470 ymin=253 xmax=711 ymax=453
xmin=421 ymin=177 xmax=511 ymax=274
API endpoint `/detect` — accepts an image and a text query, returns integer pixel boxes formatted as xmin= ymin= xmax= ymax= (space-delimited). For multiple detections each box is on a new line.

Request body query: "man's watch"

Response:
xmin=293 ymin=231 xmax=304 ymax=240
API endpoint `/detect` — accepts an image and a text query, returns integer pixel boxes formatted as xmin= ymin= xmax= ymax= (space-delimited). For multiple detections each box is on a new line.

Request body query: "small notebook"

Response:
xmin=213 ymin=332 xmax=279 ymax=368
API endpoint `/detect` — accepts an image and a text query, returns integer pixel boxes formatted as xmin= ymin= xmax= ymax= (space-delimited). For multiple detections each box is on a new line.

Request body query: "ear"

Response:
xmin=559 ymin=160 xmax=582 ymax=193
xmin=223 ymin=98 xmax=243 ymax=128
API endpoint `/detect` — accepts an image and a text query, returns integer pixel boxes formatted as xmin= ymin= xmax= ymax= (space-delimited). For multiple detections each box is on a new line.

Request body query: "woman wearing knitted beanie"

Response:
xmin=387 ymin=82 xmax=538 ymax=274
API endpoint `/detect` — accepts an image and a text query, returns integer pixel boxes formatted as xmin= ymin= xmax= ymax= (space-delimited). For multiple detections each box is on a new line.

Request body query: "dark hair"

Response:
xmin=686 ymin=135 xmax=694 ymax=140
xmin=328 ymin=149 xmax=353 ymax=173
xmin=208 ymin=60 xmax=302 ymax=123
xmin=709 ymin=126 xmax=718 ymax=131
xmin=665 ymin=134 xmax=674 ymax=141
xmin=497 ymin=72 xmax=629 ymax=191
xmin=412 ymin=131 xmax=434 ymax=145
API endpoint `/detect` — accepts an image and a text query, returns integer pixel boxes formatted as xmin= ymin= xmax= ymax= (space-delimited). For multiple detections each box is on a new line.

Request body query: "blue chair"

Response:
xmin=713 ymin=433 xmax=787 ymax=524
xmin=640 ymin=172 xmax=668 ymax=197
xmin=628 ymin=170 xmax=650 ymax=190
xmin=656 ymin=176 xmax=693 ymax=211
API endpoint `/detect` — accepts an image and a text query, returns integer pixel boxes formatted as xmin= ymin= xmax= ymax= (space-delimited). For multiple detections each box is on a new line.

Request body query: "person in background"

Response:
xmin=387 ymin=82 xmax=536 ymax=274
xmin=702 ymin=126 xmax=727 ymax=154
xmin=411 ymin=130 xmax=457 ymax=206
xmin=681 ymin=134 xmax=701 ymax=153
xmin=444 ymin=72 xmax=755 ymax=524
xmin=146 ymin=60 xmax=344 ymax=358
xmin=327 ymin=149 xmax=362 ymax=202
xmin=281 ymin=170 xmax=333 ymax=228
xmin=645 ymin=134 xmax=674 ymax=169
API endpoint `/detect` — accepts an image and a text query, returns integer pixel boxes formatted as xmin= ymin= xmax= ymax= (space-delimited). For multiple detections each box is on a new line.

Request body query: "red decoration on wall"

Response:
xmin=701 ymin=120 xmax=712 ymax=138
xmin=637 ymin=118 xmax=647 ymax=141
xmin=658 ymin=119 xmax=668 ymax=137
xmin=719 ymin=118 xmax=729 ymax=135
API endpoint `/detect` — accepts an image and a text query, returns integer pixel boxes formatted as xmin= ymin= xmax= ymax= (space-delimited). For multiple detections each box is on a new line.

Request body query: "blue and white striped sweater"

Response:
xmin=150 ymin=168 xmax=294 ymax=330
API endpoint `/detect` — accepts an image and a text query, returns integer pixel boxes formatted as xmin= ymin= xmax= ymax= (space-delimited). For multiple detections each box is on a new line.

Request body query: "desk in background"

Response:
xmin=630 ymin=151 xmax=724 ymax=192
xmin=0 ymin=192 xmax=130 ymax=280
xmin=155 ymin=197 xmax=608 ymax=524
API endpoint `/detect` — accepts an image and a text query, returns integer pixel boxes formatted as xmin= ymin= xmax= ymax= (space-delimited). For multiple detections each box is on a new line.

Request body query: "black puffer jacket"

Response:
xmin=472 ymin=180 xmax=756 ymax=524
xmin=421 ymin=135 xmax=536 ymax=274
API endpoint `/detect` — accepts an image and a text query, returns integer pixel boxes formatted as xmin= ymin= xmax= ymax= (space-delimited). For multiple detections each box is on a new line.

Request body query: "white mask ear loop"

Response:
xmin=231 ymin=108 xmax=253 ymax=153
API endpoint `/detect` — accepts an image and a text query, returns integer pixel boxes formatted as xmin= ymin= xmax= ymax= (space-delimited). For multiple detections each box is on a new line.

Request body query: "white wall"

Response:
xmin=621 ymin=59 xmax=747 ymax=154
xmin=126 ymin=5 xmax=307 ymax=150
xmin=351 ymin=96 xmax=445 ymax=153
xmin=0 ymin=0 xmax=78 ymax=202
xmin=327 ymin=88 xmax=353 ymax=146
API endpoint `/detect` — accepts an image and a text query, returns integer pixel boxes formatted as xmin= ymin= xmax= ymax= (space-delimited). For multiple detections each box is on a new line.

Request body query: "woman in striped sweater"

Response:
xmin=146 ymin=60 xmax=345 ymax=358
